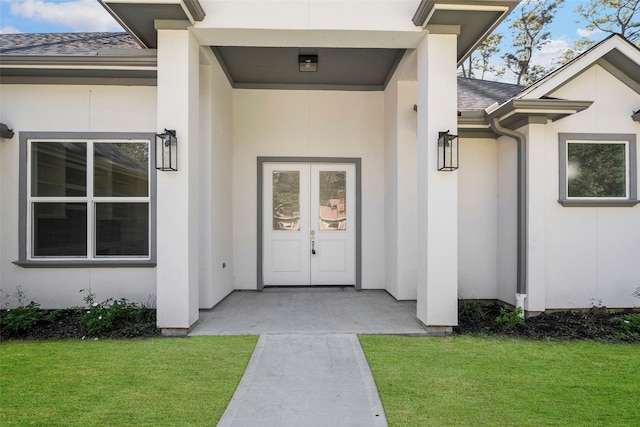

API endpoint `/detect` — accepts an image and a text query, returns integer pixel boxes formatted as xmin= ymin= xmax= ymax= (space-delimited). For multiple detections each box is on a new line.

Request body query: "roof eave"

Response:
xmin=0 ymin=54 xmax=157 ymax=85
xmin=413 ymin=0 xmax=520 ymax=65
xmin=99 ymin=0 xmax=206 ymax=48
xmin=486 ymin=99 xmax=594 ymax=130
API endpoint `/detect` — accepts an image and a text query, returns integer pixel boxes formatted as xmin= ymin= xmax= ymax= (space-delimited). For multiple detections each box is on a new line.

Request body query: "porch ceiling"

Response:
xmin=212 ymin=46 xmax=406 ymax=91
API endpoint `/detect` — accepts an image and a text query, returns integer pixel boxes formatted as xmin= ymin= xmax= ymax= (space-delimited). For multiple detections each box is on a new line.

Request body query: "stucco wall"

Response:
xmin=0 ymin=84 xmax=157 ymax=308
xmin=458 ymin=138 xmax=499 ymax=299
xmin=232 ymin=89 xmax=386 ymax=290
xmin=383 ymin=50 xmax=418 ymax=300
xmin=538 ymin=65 xmax=640 ymax=309
xmin=198 ymin=53 xmax=235 ymax=309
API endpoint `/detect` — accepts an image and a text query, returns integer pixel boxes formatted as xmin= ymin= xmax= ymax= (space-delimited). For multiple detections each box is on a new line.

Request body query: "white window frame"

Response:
xmin=558 ymin=133 xmax=638 ymax=207
xmin=16 ymin=132 xmax=157 ymax=267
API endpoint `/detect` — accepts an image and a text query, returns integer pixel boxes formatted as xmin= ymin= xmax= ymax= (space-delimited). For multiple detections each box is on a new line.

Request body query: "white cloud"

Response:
xmin=530 ymin=38 xmax=570 ymax=69
xmin=577 ymin=28 xmax=604 ymax=38
xmin=10 ymin=0 xmax=121 ymax=32
xmin=0 ymin=26 xmax=21 ymax=34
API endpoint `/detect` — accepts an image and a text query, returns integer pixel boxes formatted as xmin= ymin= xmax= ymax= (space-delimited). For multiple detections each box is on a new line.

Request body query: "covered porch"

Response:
xmin=98 ymin=0 xmax=519 ymax=336
xmin=189 ymin=287 xmax=429 ymax=336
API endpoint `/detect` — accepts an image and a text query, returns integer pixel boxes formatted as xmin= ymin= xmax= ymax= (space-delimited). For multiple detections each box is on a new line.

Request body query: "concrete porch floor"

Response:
xmin=189 ymin=287 xmax=428 ymax=336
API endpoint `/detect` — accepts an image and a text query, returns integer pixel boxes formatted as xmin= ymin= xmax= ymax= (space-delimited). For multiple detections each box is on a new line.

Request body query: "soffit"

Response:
xmin=413 ymin=0 xmax=520 ymax=64
xmin=100 ymin=0 xmax=205 ymax=48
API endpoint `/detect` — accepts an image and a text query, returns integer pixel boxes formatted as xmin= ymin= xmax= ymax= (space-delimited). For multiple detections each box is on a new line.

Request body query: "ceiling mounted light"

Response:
xmin=299 ymin=55 xmax=318 ymax=72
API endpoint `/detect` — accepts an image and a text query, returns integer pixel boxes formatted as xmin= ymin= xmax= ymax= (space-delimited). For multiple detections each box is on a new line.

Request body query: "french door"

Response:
xmin=263 ymin=163 xmax=355 ymax=286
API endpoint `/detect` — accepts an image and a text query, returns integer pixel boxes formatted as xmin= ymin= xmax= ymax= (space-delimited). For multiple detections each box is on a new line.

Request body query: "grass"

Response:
xmin=359 ymin=335 xmax=640 ymax=426
xmin=0 ymin=336 xmax=257 ymax=426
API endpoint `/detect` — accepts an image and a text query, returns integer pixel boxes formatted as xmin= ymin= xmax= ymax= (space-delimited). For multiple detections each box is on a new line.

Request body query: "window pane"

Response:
xmin=31 ymin=142 xmax=86 ymax=197
xmin=319 ymin=171 xmax=346 ymax=230
xmin=94 ymin=142 xmax=149 ymax=197
xmin=568 ymin=143 xmax=626 ymax=198
xmin=273 ymin=171 xmax=300 ymax=231
xmin=33 ymin=203 xmax=87 ymax=256
xmin=96 ymin=203 xmax=149 ymax=256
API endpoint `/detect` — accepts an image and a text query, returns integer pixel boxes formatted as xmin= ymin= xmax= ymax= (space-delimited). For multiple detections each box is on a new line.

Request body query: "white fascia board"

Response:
xmin=518 ymin=36 xmax=640 ymax=100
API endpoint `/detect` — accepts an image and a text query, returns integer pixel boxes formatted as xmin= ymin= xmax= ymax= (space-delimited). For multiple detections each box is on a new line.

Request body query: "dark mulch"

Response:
xmin=3 ymin=302 xmax=639 ymax=342
xmin=0 ymin=308 xmax=159 ymax=340
xmin=455 ymin=302 xmax=640 ymax=343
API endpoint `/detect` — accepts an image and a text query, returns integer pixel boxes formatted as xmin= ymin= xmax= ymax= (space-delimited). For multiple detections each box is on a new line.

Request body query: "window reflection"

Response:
xmin=94 ymin=142 xmax=149 ymax=197
xmin=319 ymin=171 xmax=346 ymax=230
xmin=273 ymin=171 xmax=300 ymax=231
xmin=568 ymin=142 xmax=626 ymax=198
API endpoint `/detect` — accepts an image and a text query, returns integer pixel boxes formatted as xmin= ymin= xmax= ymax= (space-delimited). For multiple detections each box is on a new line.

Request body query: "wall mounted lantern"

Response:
xmin=0 ymin=123 xmax=14 ymax=140
xmin=299 ymin=55 xmax=318 ymax=72
xmin=155 ymin=129 xmax=177 ymax=171
xmin=438 ymin=130 xmax=459 ymax=171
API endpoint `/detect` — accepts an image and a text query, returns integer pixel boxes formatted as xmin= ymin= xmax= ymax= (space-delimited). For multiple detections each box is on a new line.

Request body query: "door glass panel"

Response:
xmin=273 ymin=171 xmax=300 ymax=231
xmin=318 ymin=171 xmax=346 ymax=231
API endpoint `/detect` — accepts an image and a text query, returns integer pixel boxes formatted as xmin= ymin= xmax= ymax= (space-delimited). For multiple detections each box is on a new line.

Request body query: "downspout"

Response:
xmin=489 ymin=118 xmax=527 ymax=317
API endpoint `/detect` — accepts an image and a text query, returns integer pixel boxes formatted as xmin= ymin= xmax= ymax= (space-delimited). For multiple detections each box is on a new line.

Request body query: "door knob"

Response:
xmin=311 ymin=230 xmax=316 ymax=255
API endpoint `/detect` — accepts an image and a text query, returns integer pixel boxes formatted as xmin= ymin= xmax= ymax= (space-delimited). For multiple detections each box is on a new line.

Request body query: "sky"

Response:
xmin=0 ymin=0 xmax=614 ymax=82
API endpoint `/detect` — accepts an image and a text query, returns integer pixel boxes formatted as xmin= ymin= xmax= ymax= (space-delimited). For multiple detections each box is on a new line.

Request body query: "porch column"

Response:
xmin=156 ymin=28 xmax=201 ymax=336
xmin=416 ymin=31 xmax=459 ymax=333
xmin=524 ymin=120 xmax=547 ymax=313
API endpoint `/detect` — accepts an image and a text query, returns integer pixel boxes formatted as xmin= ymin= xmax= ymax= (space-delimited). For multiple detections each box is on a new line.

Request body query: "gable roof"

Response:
xmin=517 ymin=34 xmax=640 ymax=99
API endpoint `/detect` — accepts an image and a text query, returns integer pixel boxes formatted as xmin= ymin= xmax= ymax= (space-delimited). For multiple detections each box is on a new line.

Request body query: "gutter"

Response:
xmin=489 ymin=118 xmax=527 ymax=305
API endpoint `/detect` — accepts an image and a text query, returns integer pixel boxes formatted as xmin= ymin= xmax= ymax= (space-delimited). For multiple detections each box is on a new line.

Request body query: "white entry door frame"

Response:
xmin=257 ymin=157 xmax=361 ymax=290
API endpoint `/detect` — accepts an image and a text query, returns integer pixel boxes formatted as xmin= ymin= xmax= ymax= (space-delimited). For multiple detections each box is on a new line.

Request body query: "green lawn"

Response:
xmin=0 ymin=336 xmax=257 ymax=426
xmin=360 ymin=335 xmax=640 ymax=427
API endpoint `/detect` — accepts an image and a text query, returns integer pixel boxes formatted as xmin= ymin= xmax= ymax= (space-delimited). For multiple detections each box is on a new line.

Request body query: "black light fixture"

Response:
xmin=298 ymin=55 xmax=318 ymax=72
xmin=155 ymin=129 xmax=177 ymax=171
xmin=438 ymin=130 xmax=459 ymax=171
xmin=0 ymin=123 xmax=14 ymax=139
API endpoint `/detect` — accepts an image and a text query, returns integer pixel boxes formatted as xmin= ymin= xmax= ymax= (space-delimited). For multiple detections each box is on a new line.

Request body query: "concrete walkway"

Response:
xmin=189 ymin=288 xmax=424 ymax=426
xmin=217 ymin=334 xmax=387 ymax=427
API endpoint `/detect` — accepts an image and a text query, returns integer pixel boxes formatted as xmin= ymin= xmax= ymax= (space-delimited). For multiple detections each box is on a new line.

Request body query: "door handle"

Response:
xmin=311 ymin=230 xmax=316 ymax=255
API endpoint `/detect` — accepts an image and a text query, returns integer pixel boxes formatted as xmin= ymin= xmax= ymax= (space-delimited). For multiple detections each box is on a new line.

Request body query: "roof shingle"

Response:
xmin=457 ymin=77 xmax=523 ymax=110
xmin=0 ymin=32 xmax=140 ymax=56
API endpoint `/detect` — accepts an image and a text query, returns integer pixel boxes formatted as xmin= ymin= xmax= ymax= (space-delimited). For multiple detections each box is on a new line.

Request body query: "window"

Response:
xmin=17 ymin=132 xmax=156 ymax=266
xmin=559 ymin=133 xmax=638 ymax=206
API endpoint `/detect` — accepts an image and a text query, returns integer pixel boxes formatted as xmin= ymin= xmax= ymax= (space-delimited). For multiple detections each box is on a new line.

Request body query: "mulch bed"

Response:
xmin=2 ymin=303 xmax=639 ymax=342
xmin=455 ymin=302 xmax=640 ymax=343
xmin=0 ymin=308 xmax=159 ymax=340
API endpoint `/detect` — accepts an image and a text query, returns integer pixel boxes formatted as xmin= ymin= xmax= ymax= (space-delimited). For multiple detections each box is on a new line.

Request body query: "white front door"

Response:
xmin=263 ymin=163 xmax=355 ymax=286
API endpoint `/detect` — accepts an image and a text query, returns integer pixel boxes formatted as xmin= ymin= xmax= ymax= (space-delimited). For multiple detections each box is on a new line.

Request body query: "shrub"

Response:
xmin=495 ymin=306 xmax=524 ymax=330
xmin=618 ymin=313 xmax=640 ymax=333
xmin=459 ymin=300 xmax=486 ymax=322
xmin=1 ymin=301 xmax=43 ymax=333
xmin=0 ymin=286 xmax=44 ymax=334
xmin=79 ymin=289 xmax=143 ymax=336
